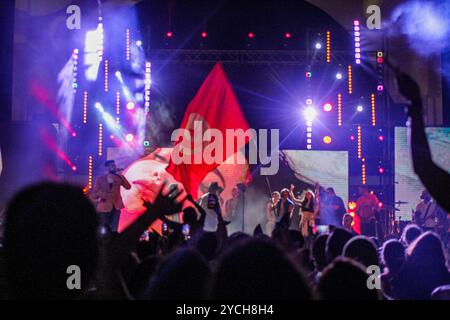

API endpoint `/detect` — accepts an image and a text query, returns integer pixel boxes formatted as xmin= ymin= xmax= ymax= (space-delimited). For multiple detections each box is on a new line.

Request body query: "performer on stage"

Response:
xmin=224 ymin=184 xmax=244 ymax=234
xmin=321 ymin=187 xmax=347 ymax=227
xmin=275 ymin=188 xmax=294 ymax=229
xmin=356 ymin=185 xmax=379 ymax=237
xmin=264 ymin=191 xmax=280 ymax=235
xmin=199 ymin=182 xmax=224 ymax=232
xmin=298 ymin=190 xmax=316 ymax=238
xmin=413 ymin=190 xmax=444 ymax=232
xmin=90 ymin=160 xmax=131 ymax=232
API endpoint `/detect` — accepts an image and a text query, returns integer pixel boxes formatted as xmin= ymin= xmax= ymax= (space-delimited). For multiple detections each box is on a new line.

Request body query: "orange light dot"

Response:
xmin=323 ymin=136 xmax=332 ymax=144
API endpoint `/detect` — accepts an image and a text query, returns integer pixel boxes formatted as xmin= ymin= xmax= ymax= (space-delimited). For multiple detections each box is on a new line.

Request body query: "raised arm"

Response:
xmin=289 ymin=184 xmax=304 ymax=205
xmin=117 ymin=172 xmax=131 ymax=190
xmin=96 ymin=182 xmax=185 ymax=298
xmin=187 ymin=194 xmax=207 ymax=229
xmin=396 ymin=72 xmax=450 ymax=212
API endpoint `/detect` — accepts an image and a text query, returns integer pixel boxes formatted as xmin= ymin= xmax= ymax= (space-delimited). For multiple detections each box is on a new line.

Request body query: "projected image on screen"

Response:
xmin=395 ymin=127 xmax=450 ymax=220
xmin=281 ymin=150 xmax=349 ymax=206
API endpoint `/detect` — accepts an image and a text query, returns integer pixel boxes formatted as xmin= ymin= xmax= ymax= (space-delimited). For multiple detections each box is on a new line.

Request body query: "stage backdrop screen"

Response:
xmin=395 ymin=127 xmax=450 ymax=220
xmin=281 ymin=150 xmax=349 ymax=206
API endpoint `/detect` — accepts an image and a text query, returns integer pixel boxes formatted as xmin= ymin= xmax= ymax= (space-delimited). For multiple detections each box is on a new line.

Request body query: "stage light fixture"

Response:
xmin=71 ymin=166 xmax=77 ymax=171
xmin=305 ymin=72 xmax=312 ymax=78
xmin=353 ymin=20 xmax=361 ymax=64
xmin=125 ymin=133 xmax=134 ymax=142
xmin=136 ymin=40 xmax=142 ymax=46
xmin=83 ymin=91 xmax=88 ymax=124
xmin=336 ymin=72 xmax=343 ymax=80
xmin=285 ymin=32 xmax=292 ymax=39
xmin=348 ymin=201 xmax=357 ymax=210
xmin=306 ymin=98 xmax=313 ymax=105
xmin=166 ymin=31 xmax=173 ymax=38
xmin=362 ymin=161 xmax=367 ymax=185
xmin=248 ymin=32 xmax=255 ymax=38
xmin=104 ymin=60 xmax=109 ymax=92
xmin=356 ymin=105 xmax=364 ymax=112
xmin=304 ymin=107 xmax=316 ymax=122
xmin=378 ymin=135 xmax=384 ymax=141
xmin=315 ymin=42 xmax=322 ymax=49
xmin=350 ymin=135 xmax=355 ymax=141
xmin=201 ymin=31 xmax=208 ymax=38
xmin=326 ymin=31 xmax=331 ymax=63
xmin=126 ymin=101 xmax=135 ymax=110
xmin=348 ymin=66 xmax=353 ymax=94
xmin=126 ymin=29 xmax=130 ymax=61
xmin=95 ymin=102 xmax=104 ymax=113
xmin=144 ymin=61 xmax=151 ymax=112
xmin=323 ymin=103 xmax=333 ymax=112
xmin=323 ymin=136 xmax=332 ymax=144
xmin=87 ymin=156 xmax=93 ymax=189
xmin=371 ymin=93 xmax=376 ymax=126
xmin=377 ymin=85 xmax=384 ymax=92
xmin=337 ymin=94 xmax=342 ymax=126
xmin=98 ymin=123 xmax=103 ymax=156
xmin=379 ymin=167 xmax=385 ymax=174
xmin=357 ymin=126 xmax=362 ymax=158
xmin=72 ymin=132 xmax=77 ymax=137
xmin=143 ymin=140 xmax=150 ymax=147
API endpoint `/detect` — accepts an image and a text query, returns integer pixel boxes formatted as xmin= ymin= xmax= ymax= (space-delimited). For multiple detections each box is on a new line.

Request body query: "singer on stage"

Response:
xmin=90 ymin=160 xmax=131 ymax=232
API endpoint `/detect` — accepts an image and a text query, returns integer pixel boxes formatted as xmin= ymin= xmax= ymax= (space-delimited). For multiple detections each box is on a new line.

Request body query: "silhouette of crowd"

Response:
xmin=0 ymin=179 xmax=449 ymax=300
xmin=0 ymin=72 xmax=449 ymax=300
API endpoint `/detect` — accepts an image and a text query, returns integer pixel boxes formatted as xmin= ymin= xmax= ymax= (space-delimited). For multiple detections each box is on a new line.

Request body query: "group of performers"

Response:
xmin=88 ymin=159 xmax=449 ymax=243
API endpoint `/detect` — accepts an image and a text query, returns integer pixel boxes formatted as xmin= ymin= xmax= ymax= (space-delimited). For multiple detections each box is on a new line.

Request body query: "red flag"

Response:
xmin=166 ymin=63 xmax=251 ymax=198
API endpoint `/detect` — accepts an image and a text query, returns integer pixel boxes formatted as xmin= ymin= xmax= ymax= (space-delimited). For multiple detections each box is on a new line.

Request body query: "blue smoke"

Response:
xmin=389 ymin=0 xmax=450 ymax=57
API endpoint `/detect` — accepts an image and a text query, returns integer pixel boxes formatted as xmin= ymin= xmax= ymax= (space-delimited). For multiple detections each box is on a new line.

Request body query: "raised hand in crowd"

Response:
xmin=395 ymin=71 xmax=450 ymax=212
xmin=96 ymin=181 xmax=185 ymax=299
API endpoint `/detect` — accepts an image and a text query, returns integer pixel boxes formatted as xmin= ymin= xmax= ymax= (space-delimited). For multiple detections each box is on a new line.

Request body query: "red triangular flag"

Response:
xmin=166 ymin=63 xmax=250 ymax=198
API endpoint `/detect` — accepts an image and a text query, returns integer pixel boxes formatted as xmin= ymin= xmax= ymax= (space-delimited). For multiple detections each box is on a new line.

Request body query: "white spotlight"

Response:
xmin=95 ymin=102 xmax=104 ymax=113
xmin=315 ymin=42 xmax=322 ymax=49
xmin=336 ymin=72 xmax=343 ymax=80
xmin=304 ymin=107 xmax=317 ymax=122
xmin=357 ymin=105 xmax=364 ymax=112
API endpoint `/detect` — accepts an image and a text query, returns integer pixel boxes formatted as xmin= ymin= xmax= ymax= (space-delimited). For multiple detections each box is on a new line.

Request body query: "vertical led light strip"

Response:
xmin=97 ymin=21 xmax=104 ymax=61
xmin=144 ymin=62 xmax=151 ymax=114
xmin=376 ymin=51 xmax=384 ymax=92
xmin=337 ymin=93 xmax=342 ymax=126
xmin=348 ymin=65 xmax=353 ymax=94
xmin=126 ymin=29 xmax=131 ymax=61
xmin=371 ymin=93 xmax=376 ymax=126
xmin=353 ymin=20 xmax=361 ymax=64
xmin=98 ymin=123 xmax=103 ymax=156
xmin=116 ymin=91 xmax=120 ymax=124
xmin=306 ymin=122 xmax=312 ymax=150
xmin=326 ymin=31 xmax=331 ymax=63
xmin=72 ymin=48 xmax=79 ymax=91
xmin=104 ymin=60 xmax=109 ymax=92
xmin=306 ymin=102 xmax=313 ymax=150
xmin=83 ymin=91 xmax=88 ymax=124
xmin=88 ymin=156 xmax=93 ymax=189
xmin=362 ymin=158 xmax=367 ymax=185
xmin=357 ymin=125 xmax=362 ymax=158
